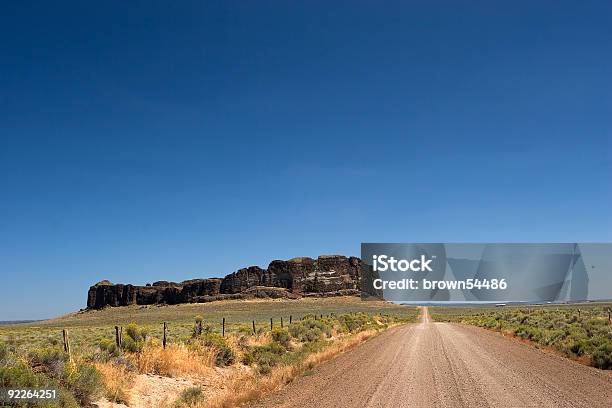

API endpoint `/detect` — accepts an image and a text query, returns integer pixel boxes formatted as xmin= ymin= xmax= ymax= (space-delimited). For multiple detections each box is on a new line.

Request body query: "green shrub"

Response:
xmin=242 ymin=351 xmax=255 ymax=365
xmin=65 ymin=363 xmax=103 ymax=406
xmin=97 ymin=337 xmax=121 ymax=359
xmin=304 ymin=327 xmax=323 ymax=342
xmin=98 ymin=338 xmax=115 ymax=352
xmin=259 ymin=342 xmax=285 ymax=356
xmin=93 ymin=338 xmax=120 ymax=362
xmin=23 ymin=348 xmax=103 ymax=406
xmin=193 ymin=333 xmax=235 ymax=366
xmin=339 ymin=313 xmax=374 ymax=333
xmin=0 ymin=363 xmax=80 ymax=408
xmin=56 ymin=389 xmax=81 ymax=408
xmin=289 ymin=321 xmax=326 ymax=343
xmin=0 ymin=362 xmax=57 ymax=389
xmin=279 ymin=340 xmax=326 ymax=366
xmin=247 ymin=343 xmax=287 ymax=374
xmin=287 ymin=313 xmax=382 ymax=343
xmin=542 ymin=329 xmax=565 ymax=346
xmin=301 ymin=340 xmax=325 ymax=354
xmin=255 ymin=351 xmax=281 ymax=374
xmin=176 ymin=386 xmax=204 ymax=406
xmin=28 ymin=348 xmax=69 ymax=378
xmin=126 ymin=323 xmax=148 ymax=343
xmin=592 ymin=343 xmax=612 ymax=369
xmin=564 ymin=338 xmax=591 ymax=356
xmin=288 ymin=323 xmax=308 ymax=341
xmin=0 ymin=341 xmax=11 ymax=366
xmin=121 ymin=336 xmax=142 ymax=353
xmin=271 ymin=328 xmax=291 ymax=348
xmin=303 ymin=319 xmax=332 ymax=337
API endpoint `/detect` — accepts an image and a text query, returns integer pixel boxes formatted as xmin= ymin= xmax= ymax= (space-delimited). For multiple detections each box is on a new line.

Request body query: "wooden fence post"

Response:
xmin=62 ymin=329 xmax=71 ymax=362
xmin=222 ymin=317 xmax=226 ymax=337
xmin=115 ymin=326 xmax=121 ymax=348
xmin=252 ymin=320 xmax=256 ymax=335
xmin=270 ymin=317 xmax=273 ymax=331
xmin=289 ymin=315 xmax=292 ymax=324
xmin=281 ymin=317 xmax=283 ymax=328
xmin=163 ymin=322 xmax=167 ymax=349
xmin=578 ymin=309 xmax=581 ymax=319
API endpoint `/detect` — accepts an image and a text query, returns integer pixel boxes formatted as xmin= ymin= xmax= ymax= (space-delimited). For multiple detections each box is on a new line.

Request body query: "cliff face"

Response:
xmin=87 ymin=255 xmax=362 ymax=309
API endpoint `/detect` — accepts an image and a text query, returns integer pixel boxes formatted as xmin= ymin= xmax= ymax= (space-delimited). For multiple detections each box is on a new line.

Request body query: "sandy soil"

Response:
xmin=94 ymin=365 xmax=251 ymax=408
xmin=252 ymin=307 xmax=612 ymax=408
xmin=94 ymin=374 xmax=198 ymax=408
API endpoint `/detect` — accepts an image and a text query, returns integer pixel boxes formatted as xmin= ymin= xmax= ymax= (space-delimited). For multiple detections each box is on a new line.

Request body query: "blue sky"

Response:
xmin=1 ymin=1 xmax=611 ymax=320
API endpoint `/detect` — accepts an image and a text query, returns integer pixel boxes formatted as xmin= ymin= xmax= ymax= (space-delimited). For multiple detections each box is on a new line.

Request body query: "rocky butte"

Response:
xmin=87 ymin=255 xmax=362 ymax=309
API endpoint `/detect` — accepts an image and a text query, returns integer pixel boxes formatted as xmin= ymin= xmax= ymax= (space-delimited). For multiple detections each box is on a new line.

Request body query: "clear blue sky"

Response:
xmin=1 ymin=1 xmax=610 ymax=320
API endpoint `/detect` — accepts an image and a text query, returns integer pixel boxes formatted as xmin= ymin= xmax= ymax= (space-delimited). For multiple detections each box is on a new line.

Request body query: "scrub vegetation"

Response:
xmin=431 ymin=303 xmax=612 ymax=369
xmin=0 ymin=298 xmax=417 ymax=407
xmin=0 ymin=342 xmax=103 ymax=407
xmin=0 ymin=297 xmax=414 ymax=352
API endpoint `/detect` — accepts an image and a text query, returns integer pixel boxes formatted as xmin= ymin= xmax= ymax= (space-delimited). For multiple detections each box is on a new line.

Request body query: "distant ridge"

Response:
xmin=0 ymin=320 xmax=42 ymax=326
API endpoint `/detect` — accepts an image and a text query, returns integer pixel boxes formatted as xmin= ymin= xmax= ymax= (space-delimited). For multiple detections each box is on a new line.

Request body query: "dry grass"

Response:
xmin=132 ymin=344 xmax=216 ymax=377
xmin=96 ymin=362 xmax=135 ymax=405
xmin=93 ymin=326 xmax=394 ymax=407
xmin=304 ymin=329 xmax=375 ymax=367
xmin=202 ymin=329 xmax=381 ymax=408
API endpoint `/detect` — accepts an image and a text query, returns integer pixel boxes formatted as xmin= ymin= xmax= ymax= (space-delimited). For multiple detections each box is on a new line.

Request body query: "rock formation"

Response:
xmin=87 ymin=255 xmax=362 ymax=308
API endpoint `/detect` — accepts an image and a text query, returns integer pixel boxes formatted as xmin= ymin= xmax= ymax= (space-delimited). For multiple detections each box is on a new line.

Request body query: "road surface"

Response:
xmin=253 ymin=307 xmax=612 ymax=408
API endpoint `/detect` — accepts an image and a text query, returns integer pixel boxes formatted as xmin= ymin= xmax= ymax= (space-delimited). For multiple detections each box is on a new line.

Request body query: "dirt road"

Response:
xmin=254 ymin=307 xmax=612 ymax=408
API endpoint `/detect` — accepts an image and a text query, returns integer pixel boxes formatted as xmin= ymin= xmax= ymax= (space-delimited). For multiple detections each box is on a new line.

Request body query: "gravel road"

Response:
xmin=253 ymin=307 xmax=612 ymax=408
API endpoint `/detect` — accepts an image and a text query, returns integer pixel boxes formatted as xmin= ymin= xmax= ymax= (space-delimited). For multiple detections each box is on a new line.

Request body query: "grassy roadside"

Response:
xmin=0 ymin=298 xmax=417 ymax=407
xmin=430 ymin=303 xmax=612 ymax=369
xmin=182 ymin=314 xmax=410 ymax=408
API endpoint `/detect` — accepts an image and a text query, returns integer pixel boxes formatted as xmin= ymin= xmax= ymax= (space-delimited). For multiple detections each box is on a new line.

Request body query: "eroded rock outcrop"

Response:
xmin=87 ymin=255 xmax=362 ymax=308
xmin=219 ymin=266 xmax=270 ymax=294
